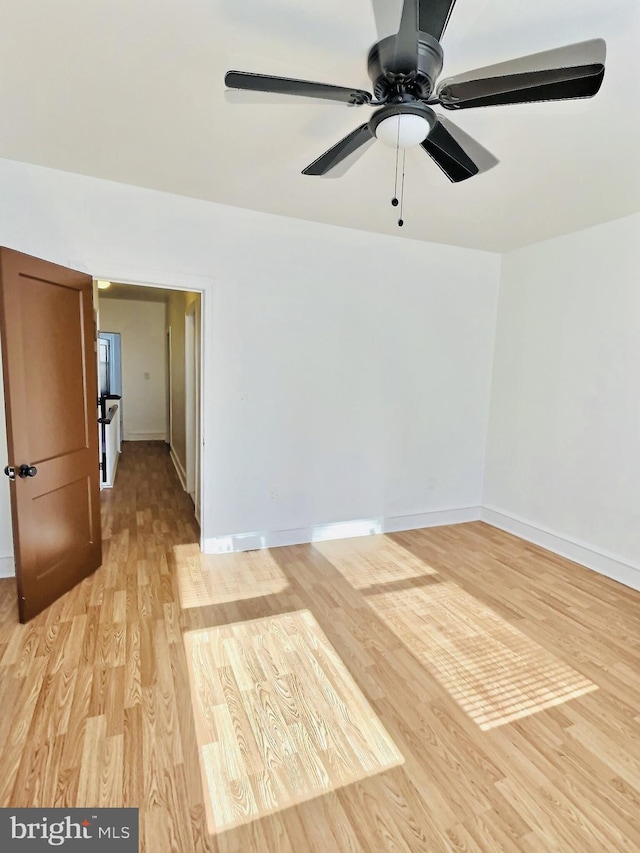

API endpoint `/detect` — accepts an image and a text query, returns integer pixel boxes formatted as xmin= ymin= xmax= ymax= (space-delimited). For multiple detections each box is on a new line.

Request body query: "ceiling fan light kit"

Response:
xmin=370 ymin=104 xmax=436 ymax=148
xmin=225 ymin=0 xmax=606 ymax=224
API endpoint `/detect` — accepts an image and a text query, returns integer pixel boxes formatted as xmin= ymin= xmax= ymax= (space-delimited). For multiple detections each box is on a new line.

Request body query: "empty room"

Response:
xmin=0 ymin=1 xmax=639 ymax=851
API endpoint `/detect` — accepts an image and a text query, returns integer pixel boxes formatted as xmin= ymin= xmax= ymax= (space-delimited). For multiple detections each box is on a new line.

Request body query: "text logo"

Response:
xmin=1 ymin=809 xmax=138 ymax=850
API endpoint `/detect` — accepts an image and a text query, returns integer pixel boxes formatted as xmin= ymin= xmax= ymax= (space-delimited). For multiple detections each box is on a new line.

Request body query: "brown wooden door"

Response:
xmin=0 ymin=249 xmax=102 ymax=622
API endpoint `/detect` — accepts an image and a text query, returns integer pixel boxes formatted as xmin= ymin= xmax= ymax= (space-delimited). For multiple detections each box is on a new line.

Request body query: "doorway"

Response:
xmin=97 ymin=280 xmax=203 ymax=530
xmin=98 ymin=332 xmax=122 ymax=399
xmin=0 ymin=250 xmax=206 ymax=620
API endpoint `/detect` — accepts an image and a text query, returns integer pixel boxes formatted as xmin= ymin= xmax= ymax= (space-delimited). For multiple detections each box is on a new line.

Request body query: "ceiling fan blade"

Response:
xmin=440 ymin=39 xmax=606 ymax=85
xmin=376 ymin=0 xmax=458 ymax=40
xmin=417 ymin=0 xmax=458 ymax=41
xmin=421 ymin=117 xmax=497 ymax=182
xmin=225 ymin=71 xmax=371 ymax=105
xmin=437 ymin=39 xmax=606 ymax=109
xmin=302 ymin=124 xmax=375 ymax=176
xmin=321 ymin=136 xmax=377 ymax=178
xmin=385 ymin=0 xmax=422 ymax=77
xmin=393 ymin=0 xmax=420 ymax=73
xmin=382 ymin=1 xmax=457 ymax=80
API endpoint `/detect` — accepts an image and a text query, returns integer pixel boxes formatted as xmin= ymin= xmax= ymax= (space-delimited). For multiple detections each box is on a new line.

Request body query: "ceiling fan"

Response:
xmin=225 ymin=0 xmax=606 ymax=187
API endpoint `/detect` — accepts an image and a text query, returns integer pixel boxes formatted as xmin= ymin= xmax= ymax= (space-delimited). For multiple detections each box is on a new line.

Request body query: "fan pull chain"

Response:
xmin=391 ymin=117 xmax=400 ymax=209
xmin=398 ymin=149 xmax=406 ymax=227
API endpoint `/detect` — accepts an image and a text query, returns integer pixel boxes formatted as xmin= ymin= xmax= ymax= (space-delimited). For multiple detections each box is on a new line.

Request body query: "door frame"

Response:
xmin=184 ymin=300 xmax=201 ymax=522
xmin=93 ymin=271 xmax=208 ymax=549
xmin=166 ymin=326 xmax=173 ymax=451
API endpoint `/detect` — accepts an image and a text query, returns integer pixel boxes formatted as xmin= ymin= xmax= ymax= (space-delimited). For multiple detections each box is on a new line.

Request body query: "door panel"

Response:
xmin=33 ymin=476 xmax=94 ymax=572
xmin=0 ymin=248 xmax=102 ymax=622
xmin=22 ymin=277 xmax=89 ymax=458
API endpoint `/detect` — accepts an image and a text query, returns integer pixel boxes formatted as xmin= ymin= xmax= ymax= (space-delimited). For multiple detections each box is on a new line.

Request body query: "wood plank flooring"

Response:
xmin=1 ymin=440 xmax=640 ymax=851
xmin=187 ymin=610 xmax=403 ymax=834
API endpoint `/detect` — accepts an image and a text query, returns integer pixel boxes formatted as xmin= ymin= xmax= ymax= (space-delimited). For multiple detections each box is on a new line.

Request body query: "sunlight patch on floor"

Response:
xmin=184 ymin=610 xmax=403 ymax=834
xmin=313 ymin=535 xmax=438 ymax=589
xmin=174 ymin=544 xmax=290 ymax=607
xmin=315 ymin=537 xmax=598 ymax=729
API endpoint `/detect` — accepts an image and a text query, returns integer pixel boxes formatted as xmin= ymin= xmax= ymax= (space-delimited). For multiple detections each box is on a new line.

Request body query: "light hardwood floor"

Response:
xmin=1 ymin=441 xmax=640 ymax=851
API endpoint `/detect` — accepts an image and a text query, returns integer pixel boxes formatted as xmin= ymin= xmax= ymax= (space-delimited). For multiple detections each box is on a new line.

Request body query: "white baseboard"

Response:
xmin=203 ymin=505 xmax=640 ymax=594
xmin=481 ymin=506 xmax=640 ymax=592
xmin=203 ymin=506 xmax=481 ymax=554
xmin=124 ymin=432 xmax=167 ymax=441
xmin=170 ymin=449 xmax=187 ymax=491
xmin=383 ymin=506 xmax=480 ymax=534
xmin=0 ymin=555 xmax=15 ymax=578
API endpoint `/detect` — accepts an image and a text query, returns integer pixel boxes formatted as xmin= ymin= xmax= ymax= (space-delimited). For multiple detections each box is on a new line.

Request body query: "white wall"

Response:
xmin=0 ymin=157 xmax=500 ymax=568
xmin=99 ymin=298 xmax=167 ymax=441
xmin=207 ymin=239 xmax=499 ymax=550
xmin=484 ymin=212 xmax=640 ymax=589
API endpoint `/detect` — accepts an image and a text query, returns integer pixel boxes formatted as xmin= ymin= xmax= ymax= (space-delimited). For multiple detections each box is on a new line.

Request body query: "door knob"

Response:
xmin=18 ymin=464 xmax=37 ymax=478
xmin=3 ymin=465 xmax=15 ymax=480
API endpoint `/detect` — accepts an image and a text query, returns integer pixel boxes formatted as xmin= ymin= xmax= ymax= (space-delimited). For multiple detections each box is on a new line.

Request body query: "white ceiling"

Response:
xmin=0 ymin=0 xmax=638 ymax=252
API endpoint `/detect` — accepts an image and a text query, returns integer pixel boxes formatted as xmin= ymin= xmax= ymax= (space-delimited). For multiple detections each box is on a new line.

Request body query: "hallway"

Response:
xmin=1 ymin=443 xmax=640 ymax=851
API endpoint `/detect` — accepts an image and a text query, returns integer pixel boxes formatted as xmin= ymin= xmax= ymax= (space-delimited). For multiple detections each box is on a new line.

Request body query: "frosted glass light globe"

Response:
xmin=375 ymin=113 xmax=430 ymax=148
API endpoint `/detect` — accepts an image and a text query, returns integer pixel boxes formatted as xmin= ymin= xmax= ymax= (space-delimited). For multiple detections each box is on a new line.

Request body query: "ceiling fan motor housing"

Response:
xmin=367 ymin=33 xmax=444 ymax=101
